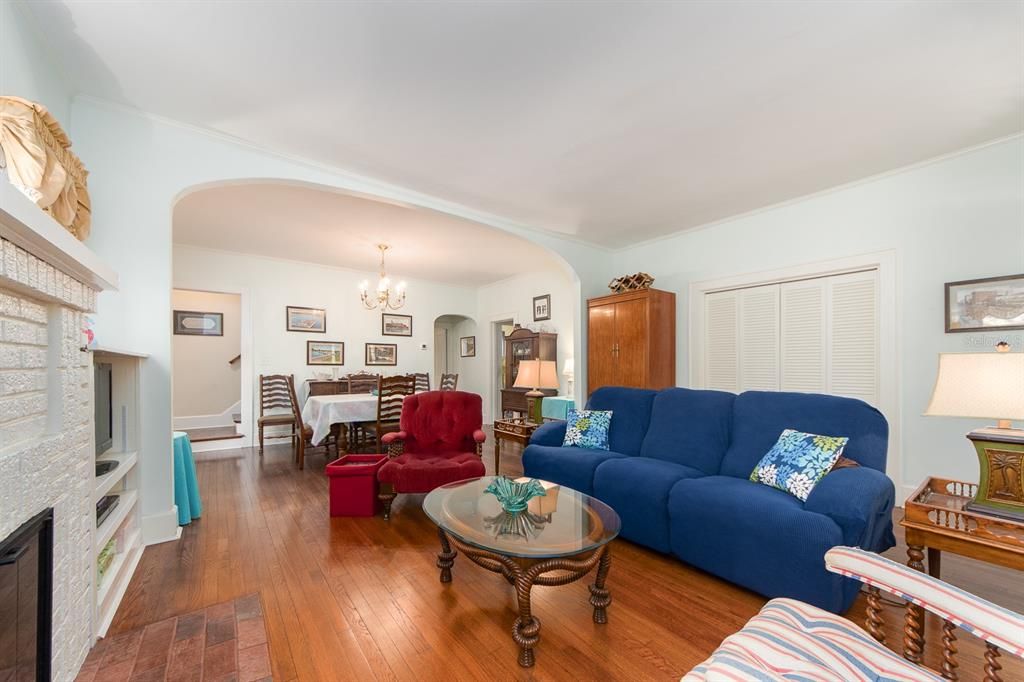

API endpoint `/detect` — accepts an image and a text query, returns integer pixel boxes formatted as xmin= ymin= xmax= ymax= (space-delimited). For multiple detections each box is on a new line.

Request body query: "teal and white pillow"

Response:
xmin=562 ymin=409 xmax=613 ymax=450
xmin=750 ymin=429 xmax=849 ymax=502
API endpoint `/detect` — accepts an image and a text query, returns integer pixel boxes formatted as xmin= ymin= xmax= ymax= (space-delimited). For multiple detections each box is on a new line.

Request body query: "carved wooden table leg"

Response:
xmin=437 ymin=528 xmax=456 ymax=583
xmin=984 ymin=643 xmax=1002 ymax=682
xmin=904 ymin=544 xmax=926 ymax=663
xmin=494 ymin=436 xmax=501 ymax=476
xmin=512 ymin=574 xmax=541 ymax=668
xmin=589 ymin=547 xmax=612 ymax=624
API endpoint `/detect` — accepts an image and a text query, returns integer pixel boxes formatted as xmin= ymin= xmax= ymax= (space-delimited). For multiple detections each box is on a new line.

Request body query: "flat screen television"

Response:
xmin=94 ymin=362 xmax=113 ymax=455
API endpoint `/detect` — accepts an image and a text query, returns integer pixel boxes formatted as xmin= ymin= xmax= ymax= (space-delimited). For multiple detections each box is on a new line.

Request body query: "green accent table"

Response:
xmin=173 ymin=431 xmax=203 ymax=525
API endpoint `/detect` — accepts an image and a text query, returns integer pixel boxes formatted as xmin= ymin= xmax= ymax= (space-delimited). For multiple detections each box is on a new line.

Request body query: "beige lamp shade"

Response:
xmin=514 ymin=359 xmax=560 ymax=390
xmin=924 ymin=351 xmax=1024 ymax=421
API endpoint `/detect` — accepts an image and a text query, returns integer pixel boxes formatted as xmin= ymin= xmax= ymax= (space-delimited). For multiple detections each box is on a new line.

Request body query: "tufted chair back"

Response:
xmin=398 ymin=390 xmax=482 ymax=456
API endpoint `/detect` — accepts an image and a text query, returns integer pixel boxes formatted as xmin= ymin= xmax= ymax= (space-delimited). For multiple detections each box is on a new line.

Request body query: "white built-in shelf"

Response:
xmin=92 ymin=346 xmax=150 ymax=359
xmin=95 ymin=528 xmax=144 ymax=638
xmin=95 ymin=489 xmax=138 ymax=554
xmin=0 ymin=179 xmax=118 ymax=292
xmin=93 ymin=451 xmax=138 ymax=503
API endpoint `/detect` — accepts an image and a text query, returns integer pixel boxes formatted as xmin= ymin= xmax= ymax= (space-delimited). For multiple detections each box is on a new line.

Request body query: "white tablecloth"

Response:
xmin=302 ymin=394 xmax=381 ymax=444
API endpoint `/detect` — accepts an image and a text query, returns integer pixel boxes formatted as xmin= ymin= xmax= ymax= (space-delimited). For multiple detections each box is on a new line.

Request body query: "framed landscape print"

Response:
xmin=173 ymin=310 xmax=223 ymax=336
xmin=286 ymin=306 xmax=326 ymax=333
xmin=460 ymin=335 xmax=476 ymax=357
xmin=307 ymin=341 xmax=344 ymax=365
xmin=945 ymin=274 xmax=1024 ymax=333
xmin=533 ymin=294 xmax=551 ymax=321
xmin=381 ymin=313 xmax=413 ymax=337
xmin=365 ymin=342 xmax=398 ymax=366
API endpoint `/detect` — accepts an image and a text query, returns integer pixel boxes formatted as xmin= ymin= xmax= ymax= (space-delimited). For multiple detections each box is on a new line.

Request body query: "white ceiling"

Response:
xmin=24 ymin=1 xmax=1024 ymax=248
xmin=172 ymin=183 xmax=563 ymax=286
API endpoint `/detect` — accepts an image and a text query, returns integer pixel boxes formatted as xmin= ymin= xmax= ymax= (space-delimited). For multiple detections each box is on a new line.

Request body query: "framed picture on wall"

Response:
xmin=945 ymin=274 xmax=1024 ymax=333
xmin=286 ymin=306 xmax=326 ymax=333
xmin=381 ymin=313 xmax=413 ymax=337
xmin=307 ymin=341 xmax=344 ymax=365
xmin=173 ymin=310 xmax=223 ymax=336
xmin=460 ymin=336 xmax=476 ymax=357
xmin=533 ymin=294 xmax=551 ymax=321
xmin=365 ymin=342 xmax=398 ymax=366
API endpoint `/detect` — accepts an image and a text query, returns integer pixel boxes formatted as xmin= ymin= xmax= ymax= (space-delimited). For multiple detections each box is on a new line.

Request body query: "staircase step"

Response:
xmin=184 ymin=426 xmax=244 ymax=443
xmin=232 ymin=413 xmax=242 ymax=424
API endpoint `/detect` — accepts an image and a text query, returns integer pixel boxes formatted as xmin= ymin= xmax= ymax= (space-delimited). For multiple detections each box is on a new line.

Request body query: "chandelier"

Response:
xmin=359 ymin=244 xmax=407 ymax=310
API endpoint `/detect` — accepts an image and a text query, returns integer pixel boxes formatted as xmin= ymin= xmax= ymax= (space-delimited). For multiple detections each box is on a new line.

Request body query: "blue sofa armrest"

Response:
xmin=804 ymin=467 xmax=896 ymax=550
xmin=529 ymin=420 xmax=567 ymax=447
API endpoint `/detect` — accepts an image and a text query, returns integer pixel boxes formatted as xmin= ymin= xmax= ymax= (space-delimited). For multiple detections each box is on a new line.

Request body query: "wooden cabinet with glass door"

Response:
xmin=499 ymin=325 xmax=557 ymax=418
xmin=587 ymin=288 xmax=675 ymax=395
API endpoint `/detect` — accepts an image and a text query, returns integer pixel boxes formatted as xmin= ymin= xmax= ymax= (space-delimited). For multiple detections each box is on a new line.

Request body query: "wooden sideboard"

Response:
xmin=587 ymin=288 xmax=675 ymax=395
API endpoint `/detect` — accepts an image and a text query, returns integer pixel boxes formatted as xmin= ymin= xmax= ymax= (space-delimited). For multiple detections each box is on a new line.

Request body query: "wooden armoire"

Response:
xmin=587 ymin=288 xmax=676 ymax=395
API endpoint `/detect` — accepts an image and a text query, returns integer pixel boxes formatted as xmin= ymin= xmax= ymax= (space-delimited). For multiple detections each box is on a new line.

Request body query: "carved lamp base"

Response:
xmin=966 ymin=427 xmax=1024 ymax=521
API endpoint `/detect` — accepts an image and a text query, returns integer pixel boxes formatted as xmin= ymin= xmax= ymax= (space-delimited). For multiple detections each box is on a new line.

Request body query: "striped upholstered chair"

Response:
xmin=684 ymin=546 xmax=1022 ymax=681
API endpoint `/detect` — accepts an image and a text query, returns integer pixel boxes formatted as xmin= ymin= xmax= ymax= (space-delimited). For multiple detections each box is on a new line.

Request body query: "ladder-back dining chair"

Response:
xmin=347 ymin=371 xmax=380 ymax=394
xmin=439 ymin=373 xmax=459 ymax=391
xmin=286 ymin=376 xmax=335 ymax=469
xmin=258 ymin=374 xmax=296 ymax=454
xmin=357 ymin=374 xmax=415 ymax=452
xmin=411 ymin=372 xmax=430 ymax=392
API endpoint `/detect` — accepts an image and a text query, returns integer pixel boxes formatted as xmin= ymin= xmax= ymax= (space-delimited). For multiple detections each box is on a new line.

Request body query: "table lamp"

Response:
xmin=924 ymin=342 xmax=1024 ymax=520
xmin=514 ymin=359 xmax=559 ymax=424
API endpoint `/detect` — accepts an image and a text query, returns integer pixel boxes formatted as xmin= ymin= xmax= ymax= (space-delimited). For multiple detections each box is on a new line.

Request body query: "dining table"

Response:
xmin=302 ymin=393 xmax=382 ymax=448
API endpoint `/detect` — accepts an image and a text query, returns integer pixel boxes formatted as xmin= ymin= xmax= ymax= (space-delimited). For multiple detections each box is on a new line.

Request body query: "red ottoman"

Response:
xmin=325 ymin=454 xmax=387 ymax=517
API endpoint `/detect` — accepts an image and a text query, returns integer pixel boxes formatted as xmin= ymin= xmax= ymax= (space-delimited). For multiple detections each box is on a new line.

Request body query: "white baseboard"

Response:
xmin=142 ymin=507 xmax=180 ymax=545
xmin=174 ymin=400 xmax=242 ymax=430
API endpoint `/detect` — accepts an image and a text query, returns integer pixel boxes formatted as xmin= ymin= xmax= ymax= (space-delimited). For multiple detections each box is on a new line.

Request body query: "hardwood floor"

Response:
xmin=108 ymin=432 xmax=1023 ymax=680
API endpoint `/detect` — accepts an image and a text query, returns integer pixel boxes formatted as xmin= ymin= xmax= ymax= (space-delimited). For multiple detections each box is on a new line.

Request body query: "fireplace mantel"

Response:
xmin=0 ymin=179 xmax=117 ymax=293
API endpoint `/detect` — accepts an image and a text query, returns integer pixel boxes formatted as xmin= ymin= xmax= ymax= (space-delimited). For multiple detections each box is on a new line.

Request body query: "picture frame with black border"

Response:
xmin=944 ymin=273 xmax=1024 ymax=333
xmin=381 ymin=313 xmax=413 ymax=337
xmin=173 ymin=310 xmax=224 ymax=336
xmin=307 ymin=340 xmax=344 ymax=365
xmin=286 ymin=305 xmax=326 ymax=333
xmin=533 ymin=294 xmax=551 ymax=322
xmin=365 ymin=342 xmax=398 ymax=366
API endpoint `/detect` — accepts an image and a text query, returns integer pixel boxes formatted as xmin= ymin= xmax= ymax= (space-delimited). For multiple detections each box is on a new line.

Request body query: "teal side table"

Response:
xmin=541 ymin=396 xmax=574 ymax=421
xmin=173 ymin=431 xmax=203 ymax=525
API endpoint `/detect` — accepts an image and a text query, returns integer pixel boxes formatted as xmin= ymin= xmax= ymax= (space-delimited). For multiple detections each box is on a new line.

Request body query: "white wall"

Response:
xmin=69 ymin=96 xmax=604 ymax=540
xmin=473 ymin=269 xmax=577 ymax=422
xmin=0 ymin=2 xmax=72 ymax=123
xmin=171 ymin=289 xmax=240 ymax=418
xmin=173 ymin=245 xmax=482 ymax=439
xmin=614 ymin=137 xmax=1024 ymax=495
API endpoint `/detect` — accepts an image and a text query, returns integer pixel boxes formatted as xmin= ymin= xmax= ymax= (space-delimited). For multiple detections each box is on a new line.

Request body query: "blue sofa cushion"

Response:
xmin=529 ymin=420 xmax=567 ymax=447
xmin=640 ymin=388 xmax=735 ymax=473
xmin=593 ymin=457 xmax=705 ymax=552
xmin=668 ymin=476 xmax=859 ymax=613
xmin=521 ymin=444 xmax=627 ymax=496
xmin=804 ymin=467 xmax=896 ymax=550
xmin=586 ymin=387 xmax=657 ymax=457
xmin=720 ymin=391 xmax=889 ymax=479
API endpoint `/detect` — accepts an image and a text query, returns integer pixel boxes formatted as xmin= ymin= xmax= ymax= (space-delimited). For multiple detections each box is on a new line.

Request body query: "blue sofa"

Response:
xmin=522 ymin=386 xmax=896 ymax=613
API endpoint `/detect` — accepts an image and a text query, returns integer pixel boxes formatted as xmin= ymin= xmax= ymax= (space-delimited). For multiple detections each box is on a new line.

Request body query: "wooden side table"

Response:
xmin=493 ymin=418 xmax=539 ymax=475
xmin=900 ymin=477 xmax=1024 ymax=665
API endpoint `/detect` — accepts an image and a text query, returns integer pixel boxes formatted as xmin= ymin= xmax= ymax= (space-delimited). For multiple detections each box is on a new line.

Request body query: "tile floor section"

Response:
xmin=75 ymin=594 xmax=272 ymax=682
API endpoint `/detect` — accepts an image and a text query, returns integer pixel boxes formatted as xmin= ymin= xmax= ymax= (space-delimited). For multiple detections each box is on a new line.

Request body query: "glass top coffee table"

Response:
xmin=423 ymin=476 xmax=621 ymax=668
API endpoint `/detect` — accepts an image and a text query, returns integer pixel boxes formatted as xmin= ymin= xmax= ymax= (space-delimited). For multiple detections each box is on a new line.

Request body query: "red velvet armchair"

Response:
xmin=377 ymin=390 xmax=486 ymax=520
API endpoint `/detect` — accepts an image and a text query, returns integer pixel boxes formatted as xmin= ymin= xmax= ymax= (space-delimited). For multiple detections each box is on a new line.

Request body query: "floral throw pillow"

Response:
xmin=749 ymin=429 xmax=849 ymax=502
xmin=562 ymin=409 xmax=613 ymax=450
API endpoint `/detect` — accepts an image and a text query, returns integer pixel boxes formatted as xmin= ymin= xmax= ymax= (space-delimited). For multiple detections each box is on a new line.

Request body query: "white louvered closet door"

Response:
xmin=702 ymin=269 xmax=879 ymax=406
xmin=704 ymin=290 xmax=739 ymax=392
xmin=738 ymin=285 xmax=779 ymax=391
xmin=827 ymin=270 xmax=879 ymax=405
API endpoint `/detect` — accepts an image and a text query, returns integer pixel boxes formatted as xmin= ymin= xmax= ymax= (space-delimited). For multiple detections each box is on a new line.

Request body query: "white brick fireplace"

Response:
xmin=0 ymin=181 xmax=118 ymax=680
